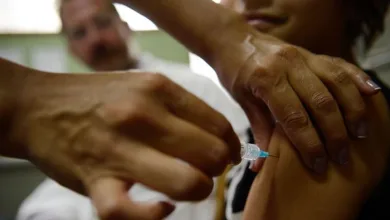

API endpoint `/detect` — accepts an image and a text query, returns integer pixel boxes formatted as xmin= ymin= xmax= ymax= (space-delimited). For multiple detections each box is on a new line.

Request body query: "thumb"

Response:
xmin=88 ymin=177 xmax=175 ymax=220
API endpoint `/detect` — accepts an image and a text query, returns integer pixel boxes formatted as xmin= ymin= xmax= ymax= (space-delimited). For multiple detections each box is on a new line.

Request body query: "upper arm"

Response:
xmin=242 ymin=93 xmax=390 ymax=220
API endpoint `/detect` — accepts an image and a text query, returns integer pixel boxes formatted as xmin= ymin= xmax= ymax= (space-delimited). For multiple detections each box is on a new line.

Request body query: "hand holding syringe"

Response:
xmin=241 ymin=142 xmax=277 ymax=160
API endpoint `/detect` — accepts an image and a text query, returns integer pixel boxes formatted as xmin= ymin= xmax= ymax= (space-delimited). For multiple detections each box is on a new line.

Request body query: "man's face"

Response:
xmin=62 ymin=0 xmax=132 ymax=71
xmin=220 ymin=0 xmax=346 ymax=55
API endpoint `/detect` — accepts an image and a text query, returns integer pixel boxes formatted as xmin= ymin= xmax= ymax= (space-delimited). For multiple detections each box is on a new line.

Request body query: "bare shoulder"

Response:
xmin=242 ymin=92 xmax=390 ymax=220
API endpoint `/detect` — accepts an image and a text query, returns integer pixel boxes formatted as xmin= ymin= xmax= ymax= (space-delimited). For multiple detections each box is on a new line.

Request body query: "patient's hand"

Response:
xmin=242 ymin=94 xmax=390 ymax=220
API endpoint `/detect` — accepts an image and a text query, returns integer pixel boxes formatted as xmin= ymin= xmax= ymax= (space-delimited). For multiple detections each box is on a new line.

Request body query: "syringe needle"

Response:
xmin=241 ymin=142 xmax=279 ymax=160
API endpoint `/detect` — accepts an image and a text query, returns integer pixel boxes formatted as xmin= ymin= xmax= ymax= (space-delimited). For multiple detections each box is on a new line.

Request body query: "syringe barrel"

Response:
xmin=240 ymin=142 xmax=261 ymax=161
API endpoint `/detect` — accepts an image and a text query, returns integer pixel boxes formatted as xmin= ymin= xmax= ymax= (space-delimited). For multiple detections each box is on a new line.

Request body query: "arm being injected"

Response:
xmin=240 ymin=142 xmax=278 ymax=161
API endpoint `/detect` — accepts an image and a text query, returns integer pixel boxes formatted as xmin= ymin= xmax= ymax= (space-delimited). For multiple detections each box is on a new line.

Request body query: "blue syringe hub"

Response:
xmin=240 ymin=142 xmax=269 ymax=160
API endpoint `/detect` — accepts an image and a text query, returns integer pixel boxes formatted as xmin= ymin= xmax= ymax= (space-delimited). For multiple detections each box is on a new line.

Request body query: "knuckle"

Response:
xmin=346 ymin=102 xmax=366 ymax=122
xmin=96 ymin=105 xmax=126 ymax=127
xmin=317 ymin=54 xmax=329 ymax=60
xmin=302 ymin=139 xmax=324 ymax=156
xmin=123 ymin=99 xmax=150 ymax=124
xmin=328 ymin=132 xmax=348 ymax=145
xmin=282 ymin=110 xmax=308 ymax=131
xmin=142 ymin=73 xmax=171 ymax=93
xmin=331 ymin=70 xmax=351 ymax=85
xmin=212 ymin=114 xmax=232 ymax=137
xmin=97 ymin=99 xmax=150 ymax=127
xmin=275 ymin=45 xmax=300 ymax=60
xmin=249 ymin=67 xmax=285 ymax=98
xmin=311 ymin=92 xmax=337 ymax=113
xmin=253 ymin=66 xmax=274 ymax=82
xmin=330 ymin=57 xmax=346 ymax=65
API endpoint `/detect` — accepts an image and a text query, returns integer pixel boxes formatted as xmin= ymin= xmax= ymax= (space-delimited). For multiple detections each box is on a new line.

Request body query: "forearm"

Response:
xmin=116 ymin=0 xmax=282 ymax=91
xmin=120 ymin=1 xmax=273 ymax=65
xmin=119 ymin=0 xmax=235 ymax=61
xmin=0 ymin=58 xmax=41 ymax=158
xmin=0 ymin=58 xmax=21 ymax=115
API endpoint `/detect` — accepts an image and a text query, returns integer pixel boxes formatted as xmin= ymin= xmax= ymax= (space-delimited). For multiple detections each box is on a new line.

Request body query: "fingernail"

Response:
xmin=355 ymin=120 xmax=368 ymax=139
xmin=338 ymin=148 xmax=349 ymax=165
xmin=313 ymin=157 xmax=327 ymax=174
xmin=251 ymin=161 xmax=260 ymax=172
xmin=366 ymin=80 xmax=381 ymax=91
xmin=249 ymin=161 xmax=254 ymax=170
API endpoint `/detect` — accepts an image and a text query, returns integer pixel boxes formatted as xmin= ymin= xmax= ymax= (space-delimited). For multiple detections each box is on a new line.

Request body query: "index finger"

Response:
xmin=329 ymin=57 xmax=381 ymax=95
xmin=256 ymin=79 xmax=327 ymax=174
xmin=151 ymin=74 xmax=241 ymax=164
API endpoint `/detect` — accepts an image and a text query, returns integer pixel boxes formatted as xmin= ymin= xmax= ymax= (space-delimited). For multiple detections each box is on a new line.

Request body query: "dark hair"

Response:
xmin=347 ymin=0 xmax=389 ymax=50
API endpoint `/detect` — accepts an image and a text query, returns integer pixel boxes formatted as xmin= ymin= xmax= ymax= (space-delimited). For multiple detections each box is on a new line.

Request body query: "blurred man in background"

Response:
xmin=16 ymin=0 xmax=249 ymax=219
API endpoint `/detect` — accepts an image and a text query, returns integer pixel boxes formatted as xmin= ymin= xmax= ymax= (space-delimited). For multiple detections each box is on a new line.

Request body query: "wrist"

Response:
xmin=207 ymin=19 xmax=283 ymax=93
xmin=0 ymin=59 xmax=42 ymax=159
xmin=193 ymin=9 xmax=242 ymax=63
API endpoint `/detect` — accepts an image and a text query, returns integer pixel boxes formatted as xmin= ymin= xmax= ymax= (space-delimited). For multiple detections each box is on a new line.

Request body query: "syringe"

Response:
xmin=240 ymin=142 xmax=277 ymax=161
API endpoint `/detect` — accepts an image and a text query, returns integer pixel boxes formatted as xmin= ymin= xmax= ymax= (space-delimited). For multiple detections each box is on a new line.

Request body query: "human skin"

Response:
xmin=117 ymin=0 xmax=380 ymax=174
xmin=242 ymin=92 xmax=390 ymax=220
xmin=0 ymin=58 xmax=241 ymax=220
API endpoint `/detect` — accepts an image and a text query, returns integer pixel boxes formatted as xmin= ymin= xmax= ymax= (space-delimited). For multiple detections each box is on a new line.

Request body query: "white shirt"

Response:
xmin=17 ymin=54 xmax=250 ymax=220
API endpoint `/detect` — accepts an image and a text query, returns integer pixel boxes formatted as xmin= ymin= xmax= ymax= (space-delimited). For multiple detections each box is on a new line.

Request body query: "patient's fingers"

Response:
xmin=88 ymin=177 xmax=175 ymax=220
xmin=251 ymin=158 xmax=266 ymax=172
xmin=251 ymin=126 xmax=283 ymax=172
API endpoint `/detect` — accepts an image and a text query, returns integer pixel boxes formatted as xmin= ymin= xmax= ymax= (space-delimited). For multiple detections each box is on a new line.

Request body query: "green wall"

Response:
xmin=0 ymin=30 xmax=190 ymax=73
